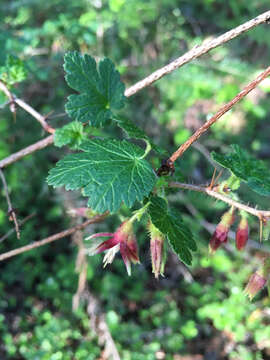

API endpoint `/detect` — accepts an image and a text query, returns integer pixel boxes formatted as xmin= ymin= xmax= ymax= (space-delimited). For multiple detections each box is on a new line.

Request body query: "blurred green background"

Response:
xmin=1 ymin=1 xmax=270 ymax=359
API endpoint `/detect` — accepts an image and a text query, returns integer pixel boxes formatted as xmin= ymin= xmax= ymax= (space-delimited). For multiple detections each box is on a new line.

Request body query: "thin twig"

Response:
xmin=125 ymin=10 xmax=270 ymax=97
xmin=15 ymin=98 xmax=55 ymax=133
xmin=169 ymin=181 xmax=270 ymax=219
xmin=0 ymin=169 xmax=20 ymax=238
xmin=0 ymin=80 xmax=13 ymax=99
xmin=0 ymin=135 xmax=54 ymax=169
xmin=0 ymin=213 xmax=36 ymax=243
xmin=0 ymin=80 xmax=55 ymax=134
xmin=169 ymin=66 xmax=270 ymax=163
xmin=0 ymin=214 xmax=107 ymax=262
xmin=0 ymin=80 xmax=16 ymax=118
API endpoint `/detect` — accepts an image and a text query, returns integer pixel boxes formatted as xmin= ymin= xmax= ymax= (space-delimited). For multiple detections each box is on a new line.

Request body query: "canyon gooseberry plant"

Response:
xmin=47 ymin=52 xmax=270 ymax=297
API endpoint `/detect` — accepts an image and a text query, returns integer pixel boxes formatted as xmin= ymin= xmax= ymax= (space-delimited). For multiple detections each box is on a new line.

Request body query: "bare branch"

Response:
xmin=15 ymin=98 xmax=55 ymax=134
xmin=0 ymin=135 xmax=54 ymax=169
xmin=0 ymin=213 xmax=36 ymax=243
xmin=0 ymin=80 xmax=55 ymax=134
xmin=125 ymin=10 xmax=270 ymax=97
xmin=0 ymin=80 xmax=14 ymax=99
xmin=0 ymin=214 xmax=107 ymax=262
xmin=169 ymin=66 xmax=270 ymax=163
xmin=169 ymin=181 xmax=270 ymax=219
xmin=0 ymin=169 xmax=20 ymax=238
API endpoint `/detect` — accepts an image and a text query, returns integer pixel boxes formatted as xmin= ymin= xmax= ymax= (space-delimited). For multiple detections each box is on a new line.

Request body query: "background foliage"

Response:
xmin=1 ymin=1 xmax=270 ymax=359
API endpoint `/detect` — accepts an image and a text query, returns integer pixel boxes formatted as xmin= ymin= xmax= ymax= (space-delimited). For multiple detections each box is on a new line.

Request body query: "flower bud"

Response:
xmin=244 ymin=272 xmax=266 ymax=300
xmin=148 ymin=222 xmax=165 ymax=279
xmin=209 ymin=208 xmax=234 ymax=253
xmin=236 ymin=217 xmax=249 ymax=250
xmin=244 ymin=257 xmax=270 ymax=300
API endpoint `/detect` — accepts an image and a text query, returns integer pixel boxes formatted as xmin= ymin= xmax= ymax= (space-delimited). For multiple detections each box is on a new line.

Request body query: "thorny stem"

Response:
xmin=125 ymin=10 xmax=270 ymax=97
xmin=0 ymin=12 xmax=269 ymax=168
xmin=0 ymin=13 xmax=269 ymax=258
xmin=0 ymin=214 xmax=107 ymax=262
xmin=0 ymin=80 xmax=55 ymax=134
xmin=169 ymin=182 xmax=270 ymax=220
xmin=0 ymin=169 xmax=20 ymax=239
xmin=169 ymin=66 xmax=270 ymax=163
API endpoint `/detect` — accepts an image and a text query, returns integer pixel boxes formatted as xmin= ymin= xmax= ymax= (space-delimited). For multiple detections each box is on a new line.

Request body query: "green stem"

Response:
xmin=130 ymin=202 xmax=150 ymax=223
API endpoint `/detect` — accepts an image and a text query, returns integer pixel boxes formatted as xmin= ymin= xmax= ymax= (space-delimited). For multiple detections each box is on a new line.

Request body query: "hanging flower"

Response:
xmin=236 ymin=216 xmax=249 ymax=250
xmin=86 ymin=220 xmax=140 ymax=275
xmin=209 ymin=208 xmax=235 ymax=253
xmin=148 ymin=222 xmax=166 ymax=279
xmin=244 ymin=257 xmax=270 ymax=300
xmin=244 ymin=272 xmax=267 ymax=300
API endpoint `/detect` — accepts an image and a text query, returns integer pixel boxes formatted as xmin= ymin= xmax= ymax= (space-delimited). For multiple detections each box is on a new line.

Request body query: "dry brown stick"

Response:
xmin=0 ymin=80 xmax=55 ymax=134
xmin=0 ymin=135 xmax=54 ymax=169
xmin=0 ymin=214 xmax=107 ymax=262
xmin=0 ymin=169 xmax=20 ymax=239
xmin=125 ymin=10 xmax=270 ymax=97
xmin=169 ymin=66 xmax=270 ymax=163
xmin=169 ymin=182 xmax=270 ymax=219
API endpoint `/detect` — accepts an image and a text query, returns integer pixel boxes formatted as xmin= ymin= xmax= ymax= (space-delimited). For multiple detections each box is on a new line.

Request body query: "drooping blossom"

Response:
xmin=244 ymin=257 xmax=270 ymax=300
xmin=244 ymin=272 xmax=267 ymax=300
xmin=86 ymin=220 xmax=140 ymax=275
xmin=148 ymin=222 xmax=166 ymax=279
xmin=209 ymin=208 xmax=235 ymax=253
xmin=236 ymin=216 xmax=249 ymax=250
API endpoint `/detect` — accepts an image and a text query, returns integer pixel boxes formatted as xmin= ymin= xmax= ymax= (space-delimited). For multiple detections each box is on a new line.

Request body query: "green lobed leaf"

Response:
xmin=0 ymin=55 xmax=27 ymax=85
xmin=148 ymin=196 xmax=196 ymax=265
xmin=47 ymin=139 xmax=156 ymax=213
xmin=114 ymin=117 xmax=167 ymax=155
xmin=54 ymin=121 xmax=86 ymax=149
xmin=64 ymin=51 xmax=126 ymax=127
xmin=212 ymin=144 xmax=270 ymax=196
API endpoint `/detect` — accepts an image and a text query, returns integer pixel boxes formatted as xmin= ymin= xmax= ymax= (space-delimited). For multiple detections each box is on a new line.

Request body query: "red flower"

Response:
xmin=236 ymin=217 xmax=249 ymax=250
xmin=148 ymin=222 xmax=165 ymax=279
xmin=87 ymin=220 xmax=140 ymax=275
xmin=209 ymin=209 xmax=234 ymax=253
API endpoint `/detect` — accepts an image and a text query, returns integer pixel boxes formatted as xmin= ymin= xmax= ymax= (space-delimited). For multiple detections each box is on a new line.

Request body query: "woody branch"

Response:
xmin=168 ymin=66 xmax=270 ymax=163
xmin=0 ymin=214 xmax=107 ymax=262
xmin=1 ymin=11 xmax=269 ymax=168
xmin=0 ymin=80 xmax=55 ymax=134
xmin=169 ymin=182 xmax=270 ymax=220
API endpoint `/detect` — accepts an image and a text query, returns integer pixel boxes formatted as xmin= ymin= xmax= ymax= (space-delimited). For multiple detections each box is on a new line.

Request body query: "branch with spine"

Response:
xmin=0 ymin=11 xmax=270 ymax=259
